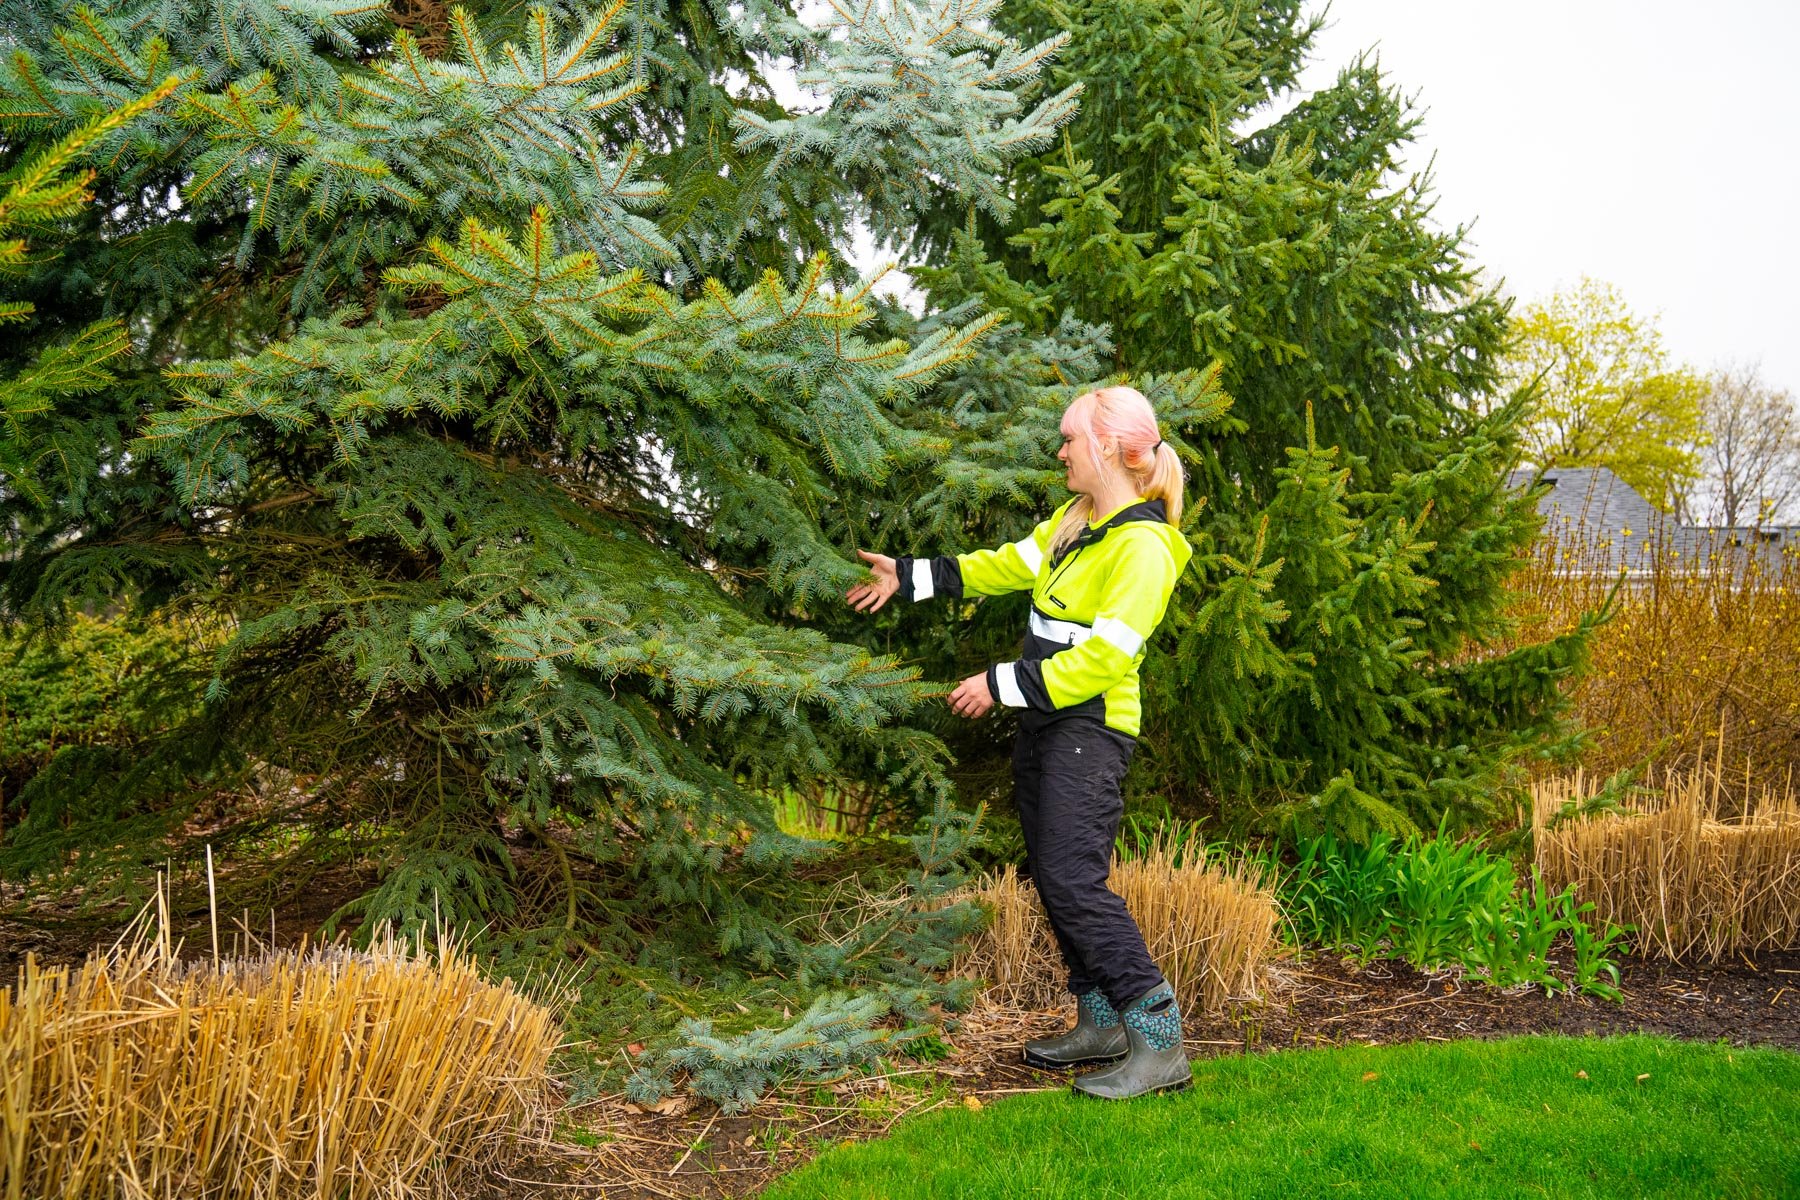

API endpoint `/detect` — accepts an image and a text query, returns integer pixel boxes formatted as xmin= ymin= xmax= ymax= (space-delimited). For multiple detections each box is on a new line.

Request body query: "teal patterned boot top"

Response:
xmin=1070 ymin=981 xmax=1190 ymax=1099
xmin=1122 ymin=984 xmax=1181 ymax=1051
xmin=1078 ymin=989 xmax=1121 ymax=1029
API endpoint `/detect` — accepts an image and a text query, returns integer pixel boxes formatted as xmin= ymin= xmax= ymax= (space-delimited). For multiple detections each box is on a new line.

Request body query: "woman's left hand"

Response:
xmin=948 ymin=671 xmax=995 ymax=719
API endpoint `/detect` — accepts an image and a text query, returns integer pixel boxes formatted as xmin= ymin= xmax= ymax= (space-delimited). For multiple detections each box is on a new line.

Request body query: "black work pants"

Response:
xmin=1012 ymin=716 xmax=1163 ymax=1008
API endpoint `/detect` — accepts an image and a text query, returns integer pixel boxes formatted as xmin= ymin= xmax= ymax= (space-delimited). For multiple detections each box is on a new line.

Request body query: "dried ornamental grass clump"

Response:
xmin=958 ymin=841 xmax=1280 ymax=1015
xmin=0 ymin=929 xmax=560 ymax=1200
xmin=1533 ymin=765 xmax=1800 ymax=960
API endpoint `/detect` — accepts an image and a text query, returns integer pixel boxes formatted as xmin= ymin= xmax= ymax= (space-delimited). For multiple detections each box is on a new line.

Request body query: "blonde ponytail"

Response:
xmin=1140 ymin=441 xmax=1184 ymax=526
xmin=1049 ymin=497 xmax=1095 ymax=559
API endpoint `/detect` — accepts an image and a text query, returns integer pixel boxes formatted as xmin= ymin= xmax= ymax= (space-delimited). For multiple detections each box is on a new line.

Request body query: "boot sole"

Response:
xmin=1072 ymin=1076 xmax=1192 ymax=1100
xmin=1021 ymin=1047 xmax=1128 ymax=1070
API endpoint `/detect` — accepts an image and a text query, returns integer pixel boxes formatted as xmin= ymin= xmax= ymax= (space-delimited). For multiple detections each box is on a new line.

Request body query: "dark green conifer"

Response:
xmin=903 ymin=0 xmax=1587 ymax=836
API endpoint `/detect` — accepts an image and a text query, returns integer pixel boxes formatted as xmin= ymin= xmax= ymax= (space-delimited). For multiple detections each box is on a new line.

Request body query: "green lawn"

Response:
xmin=760 ymin=1035 xmax=1800 ymax=1199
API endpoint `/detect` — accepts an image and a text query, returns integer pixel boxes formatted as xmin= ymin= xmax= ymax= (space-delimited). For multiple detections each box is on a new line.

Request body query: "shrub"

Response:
xmin=1533 ymin=765 xmax=1800 ymax=959
xmin=957 ymin=835 xmax=1280 ymax=1015
xmin=1502 ymin=518 xmax=1800 ymax=793
xmin=1278 ymin=829 xmax=1629 ymax=998
xmin=629 ymin=990 xmax=904 ymax=1114
xmin=0 ymin=612 xmax=213 ymax=839
xmin=0 ymin=926 xmax=559 ymax=1199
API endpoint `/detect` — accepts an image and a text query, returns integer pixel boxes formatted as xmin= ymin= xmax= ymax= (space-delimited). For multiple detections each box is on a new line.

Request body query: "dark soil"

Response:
xmin=1259 ymin=948 xmax=1800 ymax=1052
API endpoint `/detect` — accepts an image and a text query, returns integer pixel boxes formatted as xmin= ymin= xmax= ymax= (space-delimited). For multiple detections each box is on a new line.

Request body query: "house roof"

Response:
xmin=1505 ymin=466 xmax=1799 ymax=577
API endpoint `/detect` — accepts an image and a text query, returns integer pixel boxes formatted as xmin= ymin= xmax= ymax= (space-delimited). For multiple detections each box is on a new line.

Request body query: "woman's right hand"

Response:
xmin=847 ymin=549 xmax=900 ymax=613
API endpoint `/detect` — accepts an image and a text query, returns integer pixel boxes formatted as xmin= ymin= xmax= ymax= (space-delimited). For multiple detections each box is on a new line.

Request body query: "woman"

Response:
xmin=846 ymin=385 xmax=1193 ymax=1100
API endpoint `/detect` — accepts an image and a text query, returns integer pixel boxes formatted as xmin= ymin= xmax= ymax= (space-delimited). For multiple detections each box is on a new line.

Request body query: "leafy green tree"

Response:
xmin=0 ymin=0 xmax=1073 ymax=1008
xmin=894 ymin=0 xmax=1591 ymax=838
xmin=1500 ymin=277 xmax=1709 ymax=512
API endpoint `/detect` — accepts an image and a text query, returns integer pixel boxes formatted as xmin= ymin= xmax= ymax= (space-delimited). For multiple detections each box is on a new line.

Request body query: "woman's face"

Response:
xmin=1058 ymin=425 xmax=1115 ymax=496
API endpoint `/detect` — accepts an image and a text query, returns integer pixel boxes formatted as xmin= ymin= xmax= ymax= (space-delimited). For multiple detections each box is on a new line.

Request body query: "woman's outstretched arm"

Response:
xmin=890 ymin=500 xmax=1073 ymax=604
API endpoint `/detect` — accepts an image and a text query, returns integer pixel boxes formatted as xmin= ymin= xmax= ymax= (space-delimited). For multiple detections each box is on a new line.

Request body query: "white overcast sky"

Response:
xmin=828 ymin=1 xmax=1799 ymax=399
xmin=1297 ymin=0 xmax=1800 ymax=397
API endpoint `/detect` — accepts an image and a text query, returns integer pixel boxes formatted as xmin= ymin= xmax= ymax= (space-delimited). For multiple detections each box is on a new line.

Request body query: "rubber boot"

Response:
xmin=1070 ymin=981 xmax=1190 ymax=1099
xmin=1021 ymin=990 xmax=1128 ymax=1069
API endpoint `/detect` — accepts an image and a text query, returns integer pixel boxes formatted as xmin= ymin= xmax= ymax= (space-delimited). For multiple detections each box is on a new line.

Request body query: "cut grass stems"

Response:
xmin=956 ymin=831 xmax=1279 ymax=1017
xmin=762 ymin=1035 xmax=1800 ymax=1200
xmin=1534 ymin=764 xmax=1800 ymax=960
xmin=1 ymin=909 xmax=560 ymax=1200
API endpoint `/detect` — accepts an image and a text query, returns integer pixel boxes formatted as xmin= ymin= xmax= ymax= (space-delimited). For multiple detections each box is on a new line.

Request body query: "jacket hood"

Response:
xmin=1052 ymin=497 xmax=1194 ymax=572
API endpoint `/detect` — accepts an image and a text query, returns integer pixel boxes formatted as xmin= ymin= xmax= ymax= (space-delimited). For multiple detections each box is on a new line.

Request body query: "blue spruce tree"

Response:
xmin=0 ymin=0 xmax=1075 ymax=1022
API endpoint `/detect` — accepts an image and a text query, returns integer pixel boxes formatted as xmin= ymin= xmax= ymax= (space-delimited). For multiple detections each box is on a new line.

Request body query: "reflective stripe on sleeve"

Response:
xmin=1092 ymin=616 xmax=1145 ymax=657
xmin=911 ymin=558 xmax=934 ymax=601
xmin=1013 ymin=537 xmax=1044 ymax=576
xmin=992 ymin=662 xmax=1026 ymax=707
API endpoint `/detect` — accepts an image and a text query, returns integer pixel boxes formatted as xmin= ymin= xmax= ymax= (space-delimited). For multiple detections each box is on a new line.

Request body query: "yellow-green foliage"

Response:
xmin=0 ymin=612 xmax=215 ymax=768
xmin=1503 ymin=523 xmax=1800 ymax=794
xmin=1534 ymin=766 xmax=1800 ymax=959
xmin=770 ymin=780 xmax=895 ymax=841
xmin=957 ymin=842 xmax=1279 ymax=1015
xmin=0 ymin=931 xmax=560 ymax=1199
xmin=1502 ymin=279 xmax=1710 ymax=511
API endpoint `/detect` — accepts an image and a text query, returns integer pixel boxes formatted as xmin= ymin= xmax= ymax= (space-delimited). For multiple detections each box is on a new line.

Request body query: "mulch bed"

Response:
xmin=481 ymin=946 xmax=1800 ymax=1199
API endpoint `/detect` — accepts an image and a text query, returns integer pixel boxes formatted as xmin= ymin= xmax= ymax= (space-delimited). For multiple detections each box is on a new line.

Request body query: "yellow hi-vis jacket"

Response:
xmin=897 ymin=496 xmax=1192 ymax=737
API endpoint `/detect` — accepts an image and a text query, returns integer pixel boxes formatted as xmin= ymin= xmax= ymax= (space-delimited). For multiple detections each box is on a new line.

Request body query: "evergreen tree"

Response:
xmin=0 ymin=74 xmax=180 ymax=525
xmin=901 ymin=0 xmax=1593 ymax=836
xmin=0 ymin=0 xmax=1074 ymax=994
